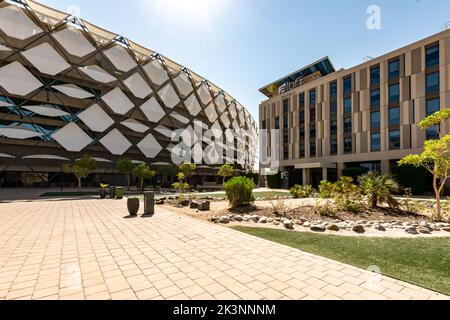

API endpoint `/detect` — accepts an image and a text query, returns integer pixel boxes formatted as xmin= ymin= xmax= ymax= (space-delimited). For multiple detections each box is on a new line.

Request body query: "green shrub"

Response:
xmin=400 ymin=188 xmax=428 ymax=214
xmin=358 ymin=171 xmax=400 ymax=208
xmin=266 ymin=173 xmax=281 ymax=189
xmin=224 ymin=177 xmax=256 ymax=208
xmin=332 ymin=177 xmax=364 ymax=213
xmin=391 ymin=163 xmax=427 ymax=195
xmin=319 ymin=180 xmax=334 ymax=199
xmin=314 ymin=203 xmax=338 ymax=217
xmin=290 ymin=185 xmax=316 ymax=198
xmin=342 ymin=166 xmax=369 ymax=183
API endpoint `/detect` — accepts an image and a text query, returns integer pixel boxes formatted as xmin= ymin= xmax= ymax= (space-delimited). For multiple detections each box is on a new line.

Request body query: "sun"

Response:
xmin=141 ymin=0 xmax=228 ymax=33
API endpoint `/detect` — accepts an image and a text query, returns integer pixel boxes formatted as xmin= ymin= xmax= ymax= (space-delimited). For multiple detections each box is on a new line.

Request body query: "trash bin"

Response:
xmin=116 ymin=187 xmax=124 ymax=200
xmin=144 ymin=191 xmax=155 ymax=215
xmin=109 ymin=186 xmax=116 ymax=199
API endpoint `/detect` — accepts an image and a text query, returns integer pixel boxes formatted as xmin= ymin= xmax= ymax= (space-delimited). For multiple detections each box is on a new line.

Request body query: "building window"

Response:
xmin=370 ymin=65 xmax=380 ymax=85
xmin=330 ymin=120 xmax=338 ymax=135
xmin=426 ymin=72 xmax=440 ymax=94
xmin=299 ymin=144 xmax=305 ymax=158
xmin=299 ymin=110 xmax=305 ymax=123
xmin=262 ymin=120 xmax=266 ymax=130
xmin=389 ymin=107 xmax=400 ymax=126
xmin=389 ymin=130 xmax=401 ymax=150
xmin=426 ymin=44 xmax=439 ymax=68
xmin=389 ymin=59 xmax=400 ymax=80
xmin=344 ymin=117 xmax=352 ymax=133
xmin=344 ymin=137 xmax=352 ymax=154
xmin=330 ymin=101 xmax=337 ymax=116
xmin=299 ymin=93 xmax=305 ymax=108
xmin=371 ymin=89 xmax=380 ymax=108
xmin=371 ymin=133 xmax=381 ymax=152
xmin=283 ymin=99 xmax=289 ymax=113
xmin=371 ymin=111 xmax=380 ymax=129
xmin=344 ymin=97 xmax=352 ymax=113
xmin=283 ymin=115 xmax=289 ymax=128
xmin=284 ymin=146 xmax=289 ymax=160
xmin=310 ymin=143 xmax=316 ymax=157
xmin=299 ymin=127 xmax=305 ymax=140
xmin=330 ymin=81 xmax=337 ymax=99
xmin=310 ymin=109 xmax=316 ymax=122
xmin=426 ymin=98 xmax=440 ymax=140
xmin=310 ymin=126 xmax=316 ymax=139
xmin=330 ymin=139 xmax=338 ymax=155
xmin=283 ymin=129 xmax=289 ymax=144
xmin=309 ymin=89 xmax=316 ymax=106
xmin=275 ymin=117 xmax=280 ymax=129
xmin=389 ymin=83 xmax=400 ymax=103
xmin=343 ymin=76 xmax=352 ymax=95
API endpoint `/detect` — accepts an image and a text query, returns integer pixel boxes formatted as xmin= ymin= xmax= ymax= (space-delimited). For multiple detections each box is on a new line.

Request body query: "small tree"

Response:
xmin=218 ymin=164 xmax=235 ymax=184
xmin=172 ymin=172 xmax=190 ymax=195
xmin=179 ymin=162 xmax=197 ymax=187
xmin=116 ymin=158 xmax=134 ymax=191
xmin=132 ymin=162 xmax=155 ymax=192
xmin=399 ymin=109 xmax=450 ymax=221
xmin=63 ymin=155 xmax=96 ymax=192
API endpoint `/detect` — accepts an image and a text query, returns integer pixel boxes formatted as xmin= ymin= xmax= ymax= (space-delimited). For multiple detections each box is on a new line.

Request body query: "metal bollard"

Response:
xmin=144 ymin=191 xmax=155 ymax=215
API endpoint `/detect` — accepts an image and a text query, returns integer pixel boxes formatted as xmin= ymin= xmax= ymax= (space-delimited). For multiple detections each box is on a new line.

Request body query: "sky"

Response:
xmin=37 ymin=0 xmax=450 ymax=120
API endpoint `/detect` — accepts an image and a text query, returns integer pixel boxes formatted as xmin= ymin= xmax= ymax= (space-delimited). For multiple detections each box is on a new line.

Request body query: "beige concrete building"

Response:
xmin=259 ymin=29 xmax=450 ymax=188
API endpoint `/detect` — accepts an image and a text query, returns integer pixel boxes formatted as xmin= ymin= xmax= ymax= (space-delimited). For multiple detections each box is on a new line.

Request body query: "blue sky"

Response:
xmin=39 ymin=0 xmax=450 ymax=119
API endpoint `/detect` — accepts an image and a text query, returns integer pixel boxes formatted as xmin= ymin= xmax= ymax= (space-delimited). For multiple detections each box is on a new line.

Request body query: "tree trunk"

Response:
xmin=77 ymin=177 xmax=82 ymax=193
xmin=433 ymin=176 xmax=442 ymax=221
xmin=140 ymin=178 xmax=144 ymax=193
xmin=223 ymin=176 xmax=226 ymax=185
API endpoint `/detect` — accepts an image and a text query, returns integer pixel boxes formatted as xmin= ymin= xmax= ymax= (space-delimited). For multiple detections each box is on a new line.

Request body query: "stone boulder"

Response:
xmin=311 ymin=225 xmax=326 ymax=232
xmin=259 ymin=217 xmax=268 ymax=224
xmin=219 ymin=216 xmax=230 ymax=224
xmin=199 ymin=201 xmax=211 ymax=211
xmin=232 ymin=216 xmax=244 ymax=222
xmin=327 ymin=224 xmax=340 ymax=232
xmin=375 ymin=225 xmax=386 ymax=232
xmin=283 ymin=220 xmax=294 ymax=230
xmin=190 ymin=200 xmax=200 ymax=209
xmin=352 ymin=225 xmax=365 ymax=234
xmin=405 ymin=227 xmax=419 ymax=235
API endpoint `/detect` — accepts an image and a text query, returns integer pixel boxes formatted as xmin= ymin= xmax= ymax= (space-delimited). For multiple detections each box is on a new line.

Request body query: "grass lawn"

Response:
xmin=232 ymin=226 xmax=450 ymax=295
xmin=202 ymin=191 xmax=291 ymax=199
xmin=40 ymin=191 xmax=98 ymax=197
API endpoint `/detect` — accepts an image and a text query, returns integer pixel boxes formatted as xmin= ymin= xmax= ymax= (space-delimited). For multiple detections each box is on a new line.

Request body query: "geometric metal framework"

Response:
xmin=0 ymin=0 xmax=257 ymax=174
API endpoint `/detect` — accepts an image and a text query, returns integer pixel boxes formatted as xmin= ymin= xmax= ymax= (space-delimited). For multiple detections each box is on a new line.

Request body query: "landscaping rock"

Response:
xmin=418 ymin=228 xmax=431 ymax=234
xmin=303 ymin=222 xmax=311 ymax=228
xmin=442 ymin=227 xmax=450 ymax=232
xmin=249 ymin=215 xmax=260 ymax=223
xmin=219 ymin=216 xmax=230 ymax=224
xmin=232 ymin=216 xmax=244 ymax=222
xmin=405 ymin=227 xmax=419 ymax=235
xmin=327 ymin=224 xmax=340 ymax=232
xmin=209 ymin=216 xmax=219 ymax=223
xmin=181 ymin=200 xmax=190 ymax=207
xmin=199 ymin=201 xmax=211 ymax=211
xmin=273 ymin=221 xmax=280 ymax=226
xmin=190 ymin=200 xmax=200 ymax=209
xmin=155 ymin=199 xmax=165 ymax=205
xmin=311 ymin=225 xmax=326 ymax=232
xmin=375 ymin=225 xmax=386 ymax=232
xmin=283 ymin=220 xmax=294 ymax=230
xmin=259 ymin=217 xmax=268 ymax=224
xmin=352 ymin=225 xmax=365 ymax=234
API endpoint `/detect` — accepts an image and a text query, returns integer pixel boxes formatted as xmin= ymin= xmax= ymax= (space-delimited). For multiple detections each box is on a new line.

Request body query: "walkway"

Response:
xmin=0 ymin=198 xmax=447 ymax=300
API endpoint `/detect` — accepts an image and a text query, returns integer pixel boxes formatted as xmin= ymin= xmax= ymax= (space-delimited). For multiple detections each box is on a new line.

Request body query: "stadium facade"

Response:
xmin=0 ymin=0 xmax=257 ymax=188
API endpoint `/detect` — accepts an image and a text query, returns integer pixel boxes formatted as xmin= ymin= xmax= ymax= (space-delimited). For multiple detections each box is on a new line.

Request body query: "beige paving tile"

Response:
xmin=0 ymin=199 xmax=446 ymax=301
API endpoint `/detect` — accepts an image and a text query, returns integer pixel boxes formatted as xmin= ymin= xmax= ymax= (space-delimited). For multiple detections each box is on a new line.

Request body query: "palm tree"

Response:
xmin=358 ymin=171 xmax=400 ymax=208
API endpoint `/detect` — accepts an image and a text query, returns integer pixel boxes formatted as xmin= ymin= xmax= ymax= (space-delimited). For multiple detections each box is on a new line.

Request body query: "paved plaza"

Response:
xmin=0 ymin=197 xmax=447 ymax=300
